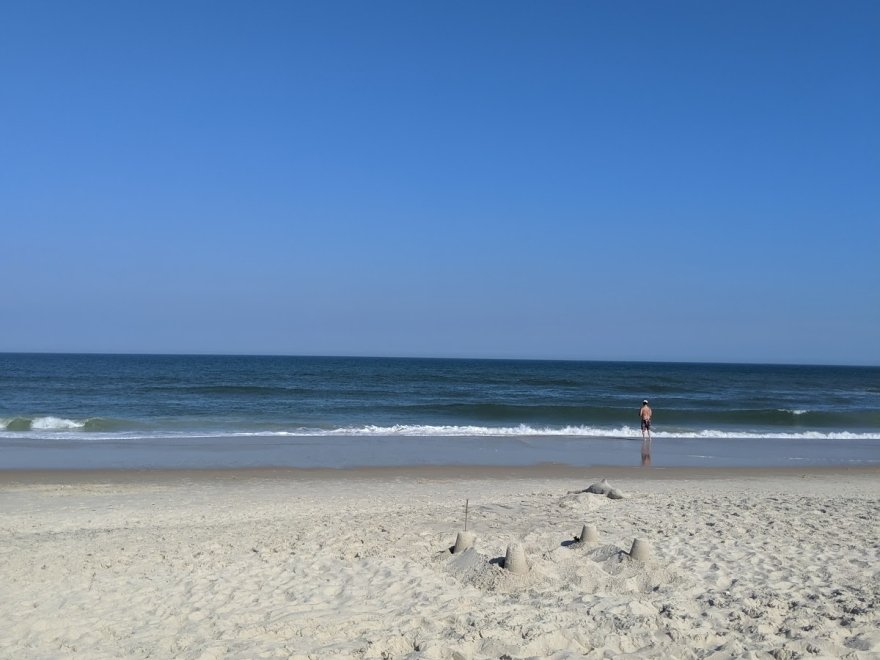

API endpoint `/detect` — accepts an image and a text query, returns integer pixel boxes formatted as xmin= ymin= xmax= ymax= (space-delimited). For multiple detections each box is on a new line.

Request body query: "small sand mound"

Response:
xmin=558 ymin=491 xmax=612 ymax=511
xmin=445 ymin=545 xmax=545 ymax=593
xmin=584 ymin=479 xmax=627 ymax=499
xmin=446 ymin=547 xmax=485 ymax=581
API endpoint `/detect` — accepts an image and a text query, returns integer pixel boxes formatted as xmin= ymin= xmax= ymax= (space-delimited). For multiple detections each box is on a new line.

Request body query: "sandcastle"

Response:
xmin=446 ymin=484 xmax=656 ymax=578
xmin=628 ymin=538 xmax=652 ymax=561
xmin=452 ymin=531 xmax=476 ymax=554
xmin=575 ymin=524 xmax=599 ymax=543
xmin=452 ymin=499 xmax=476 ymax=554
xmin=503 ymin=543 xmax=528 ymax=575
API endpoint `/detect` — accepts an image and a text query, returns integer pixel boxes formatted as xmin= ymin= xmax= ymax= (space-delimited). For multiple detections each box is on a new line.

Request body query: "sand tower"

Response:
xmin=578 ymin=524 xmax=599 ymax=543
xmin=504 ymin=543 xmax=529 ymax=574
xmin=629 ymin=538 xmax=652 ymax=561
xmin=452 ymin=531 xmax=476 ymax=554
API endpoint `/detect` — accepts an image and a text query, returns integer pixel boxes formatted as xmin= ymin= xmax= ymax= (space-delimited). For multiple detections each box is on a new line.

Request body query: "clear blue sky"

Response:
xmin=2 ymin=1 xmax=878 ymax=364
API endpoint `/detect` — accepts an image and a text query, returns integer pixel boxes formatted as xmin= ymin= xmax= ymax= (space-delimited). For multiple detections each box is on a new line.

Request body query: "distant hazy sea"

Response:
xmin=1 ymin=354 xmax=878 ymax=469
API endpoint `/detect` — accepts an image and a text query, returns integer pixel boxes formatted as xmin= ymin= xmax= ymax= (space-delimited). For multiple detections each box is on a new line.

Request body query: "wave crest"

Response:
xmin=232 ymin=424 xmax=880 ymax=441
xmin=3 ymin=418 xmax=877 ymax=441
xmin=0 ymin=416 xmax=116 ymax=431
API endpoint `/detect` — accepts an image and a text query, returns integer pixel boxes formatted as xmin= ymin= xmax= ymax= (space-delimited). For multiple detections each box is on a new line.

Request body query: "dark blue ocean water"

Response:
xmin=1 ymin=354 xmax=878 ymax=469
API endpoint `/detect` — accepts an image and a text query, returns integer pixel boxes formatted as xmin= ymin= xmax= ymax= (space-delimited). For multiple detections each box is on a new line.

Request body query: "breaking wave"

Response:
xmin=0 ymin=416 xmax=130 ymax=432
xmin=2 ymin=419 xmax=876 ymax=441
xmin=232 ymin=424 xmax=880 ymax=441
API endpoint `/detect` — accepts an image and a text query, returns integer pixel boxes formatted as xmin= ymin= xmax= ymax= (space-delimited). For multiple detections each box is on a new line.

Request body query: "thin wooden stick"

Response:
xmin=464 ymin=499 xmax=469 ymax=531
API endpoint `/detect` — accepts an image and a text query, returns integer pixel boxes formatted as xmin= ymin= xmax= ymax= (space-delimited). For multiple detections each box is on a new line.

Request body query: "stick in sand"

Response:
xmin=452 ymin=500 xmax=475 ymax=553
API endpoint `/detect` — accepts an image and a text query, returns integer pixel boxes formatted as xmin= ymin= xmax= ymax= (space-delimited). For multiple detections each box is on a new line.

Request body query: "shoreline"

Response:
xmin=2 ymin=462 xmax=878 ymax=485
xmin=3 ymin=432 xmax=878 ymax=472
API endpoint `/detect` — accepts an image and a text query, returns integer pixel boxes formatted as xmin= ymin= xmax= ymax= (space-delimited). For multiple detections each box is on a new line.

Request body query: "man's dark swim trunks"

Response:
xmin=641 ymin=419 xmax=651 ymax=431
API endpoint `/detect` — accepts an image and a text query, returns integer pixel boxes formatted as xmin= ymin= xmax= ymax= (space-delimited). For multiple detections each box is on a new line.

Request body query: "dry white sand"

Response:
xmin=1 ymin=466 xmax=878 ymax=659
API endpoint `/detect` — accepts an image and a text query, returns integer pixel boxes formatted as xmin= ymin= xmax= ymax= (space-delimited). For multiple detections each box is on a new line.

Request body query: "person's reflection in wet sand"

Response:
xmin=641 ymin=437 xmax=652 ymax=466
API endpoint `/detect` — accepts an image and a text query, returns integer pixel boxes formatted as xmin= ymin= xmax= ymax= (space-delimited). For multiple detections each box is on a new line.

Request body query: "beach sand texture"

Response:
xmin=1 ymin=467 xmax=878 ymax=659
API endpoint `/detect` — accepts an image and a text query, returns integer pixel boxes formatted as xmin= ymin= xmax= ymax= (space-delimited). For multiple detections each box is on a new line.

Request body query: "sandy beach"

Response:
xmin=1 ymin=466 xmax=878 ymax=659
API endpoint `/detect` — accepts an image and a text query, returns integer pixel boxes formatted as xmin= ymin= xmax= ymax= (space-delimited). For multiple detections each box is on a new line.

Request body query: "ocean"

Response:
xmin=1 ymin=353 xmax=878 ymax=469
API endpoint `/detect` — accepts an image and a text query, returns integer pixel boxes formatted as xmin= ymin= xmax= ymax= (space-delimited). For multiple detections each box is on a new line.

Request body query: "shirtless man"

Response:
xmin=639 ymin=399 xmax=652 ymax=441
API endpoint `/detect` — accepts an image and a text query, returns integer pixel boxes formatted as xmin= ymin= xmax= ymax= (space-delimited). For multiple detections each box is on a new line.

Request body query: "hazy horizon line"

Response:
xmin=1 ymin=350 xmax=877 ymax=369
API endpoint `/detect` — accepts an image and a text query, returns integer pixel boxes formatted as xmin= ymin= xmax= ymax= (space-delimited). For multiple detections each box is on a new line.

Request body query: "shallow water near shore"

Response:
xmin=2 ymin=432 xmax=879 ymax=470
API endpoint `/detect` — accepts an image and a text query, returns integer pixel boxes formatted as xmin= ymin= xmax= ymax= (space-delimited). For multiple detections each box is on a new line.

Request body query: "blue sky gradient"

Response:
xmin=2 ymin=1 xmax=878 ymax=364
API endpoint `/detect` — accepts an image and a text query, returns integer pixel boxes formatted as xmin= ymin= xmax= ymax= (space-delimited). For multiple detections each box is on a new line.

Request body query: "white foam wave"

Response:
xmin=30 ymin=416 xmax=86 ymax=430
xmin=2 ymin=422 xmax=876 ymax=441
xmin=230 ymin=424 xmax=880 ymax=441
xmin=0 ymin=416 xmax=88 ymax=431
xmin=1 ymin=416 xmax=88 ymax=431
xmin=778 ymin=409 xmax=809 ymax=415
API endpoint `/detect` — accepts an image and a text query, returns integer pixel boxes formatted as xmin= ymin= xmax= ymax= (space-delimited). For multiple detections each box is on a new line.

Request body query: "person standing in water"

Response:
xmin=639 ymin=399 xmax=653 ymax=441
xmin=640 ymin=399 xmax=653 ymax=466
